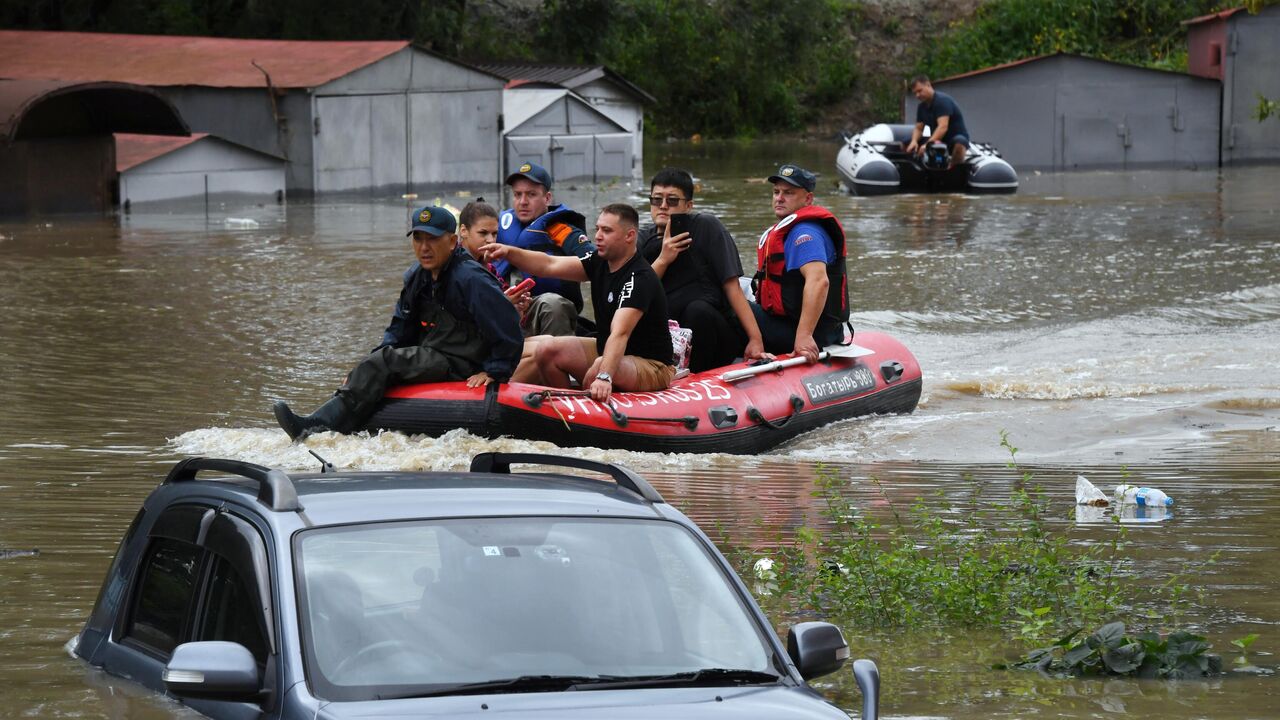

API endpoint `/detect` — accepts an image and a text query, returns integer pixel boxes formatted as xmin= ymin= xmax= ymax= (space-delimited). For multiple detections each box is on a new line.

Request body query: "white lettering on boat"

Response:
xmin=541 ymin=381 xmax=735 ymax=419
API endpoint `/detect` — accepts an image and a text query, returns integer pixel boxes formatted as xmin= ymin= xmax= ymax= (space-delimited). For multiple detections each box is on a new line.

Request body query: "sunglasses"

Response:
xmin=648 ymin=195 xmax=687 ymax=208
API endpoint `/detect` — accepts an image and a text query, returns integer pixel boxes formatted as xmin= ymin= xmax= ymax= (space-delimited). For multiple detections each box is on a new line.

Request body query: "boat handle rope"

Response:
xmin=747 ymin=395 xmax=805 ymax=430
xmin=522 ymin=389 xmax=699 ymax=431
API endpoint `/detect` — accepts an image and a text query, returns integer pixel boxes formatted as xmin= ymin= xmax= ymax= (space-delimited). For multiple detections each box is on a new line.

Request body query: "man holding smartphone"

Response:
xmin=638 ymin=167 xmax=767 ymax=372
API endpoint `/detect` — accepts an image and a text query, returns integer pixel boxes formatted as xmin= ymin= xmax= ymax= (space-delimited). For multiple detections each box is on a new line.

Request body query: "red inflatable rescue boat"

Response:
xmin=362 ymin=331 xmax=921 ymax=454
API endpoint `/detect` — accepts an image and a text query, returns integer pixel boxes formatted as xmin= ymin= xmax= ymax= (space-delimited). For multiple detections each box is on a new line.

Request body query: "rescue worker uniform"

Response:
xmin=750 ymin=165 xmax=850 ymax=354
xmin=272 ymin=206 xmax=522 ymax=439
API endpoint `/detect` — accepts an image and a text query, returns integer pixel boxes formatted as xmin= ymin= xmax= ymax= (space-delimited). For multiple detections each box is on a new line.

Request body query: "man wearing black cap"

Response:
xmin=495 ymin=161 xmax=594 ymax=337
xmin=271 ymin=205 xmax=523 ymax=440
xmin=751 ymin=164 xmax=850 ymax=364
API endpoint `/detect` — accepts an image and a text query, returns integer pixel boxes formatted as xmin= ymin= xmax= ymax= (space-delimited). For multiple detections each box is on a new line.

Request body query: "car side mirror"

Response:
xmin=163 ymin=641 xmax=261 ymax=702
xmin=852 ymin=658 xmax=880 ymax=720
xmin=787 ymin=621 xmax=850 ymax=680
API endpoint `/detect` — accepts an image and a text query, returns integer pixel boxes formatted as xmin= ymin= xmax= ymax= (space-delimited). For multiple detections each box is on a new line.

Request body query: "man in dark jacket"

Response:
xmin=272 ymin=205 xmax=523 ymax=440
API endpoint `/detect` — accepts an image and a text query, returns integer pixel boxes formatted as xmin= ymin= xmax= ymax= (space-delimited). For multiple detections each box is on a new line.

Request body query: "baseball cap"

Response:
xmin=768 ymin=164 xmax=817 ymax=192
xmin=505 ymin=161 xmax=553 ymax=189
xmin=406 ymin=205 xmax=457 ymax=237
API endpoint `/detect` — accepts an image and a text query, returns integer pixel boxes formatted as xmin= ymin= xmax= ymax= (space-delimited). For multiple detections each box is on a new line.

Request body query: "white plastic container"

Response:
xmin=1113 ymin=484 xmax=1174 ymax=508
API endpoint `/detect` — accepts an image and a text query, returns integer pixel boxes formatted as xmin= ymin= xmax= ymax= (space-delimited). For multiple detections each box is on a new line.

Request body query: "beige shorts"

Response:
xmin=578 ymin=338 xmax=675 ymax=392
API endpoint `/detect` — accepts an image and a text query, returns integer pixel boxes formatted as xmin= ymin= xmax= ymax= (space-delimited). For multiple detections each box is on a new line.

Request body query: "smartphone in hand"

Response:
xmin=667 ymin=213 xmax=693 ymax=238
xmin=509 ymin=276 xmax=537 ymax=295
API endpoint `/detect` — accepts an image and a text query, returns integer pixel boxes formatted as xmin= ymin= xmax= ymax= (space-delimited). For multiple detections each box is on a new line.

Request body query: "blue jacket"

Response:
xmin=494 ymin=204 xmax=593 ymax=310
xmin=379 ymin=249 xmax=523 ymax=381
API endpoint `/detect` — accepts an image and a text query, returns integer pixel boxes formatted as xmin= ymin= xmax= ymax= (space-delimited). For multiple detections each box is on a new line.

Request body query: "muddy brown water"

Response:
xmin=2 ymin=141 xmax=1278 ymax=717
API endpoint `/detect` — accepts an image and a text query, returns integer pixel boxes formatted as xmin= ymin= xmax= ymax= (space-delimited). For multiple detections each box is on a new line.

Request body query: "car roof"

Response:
xmin=164 ymin=469 xmax=673 ymax=528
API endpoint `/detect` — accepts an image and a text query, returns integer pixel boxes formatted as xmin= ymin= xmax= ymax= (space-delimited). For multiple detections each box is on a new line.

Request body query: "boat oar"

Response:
xmin=718 ymin=342 xmax=874 ymax=383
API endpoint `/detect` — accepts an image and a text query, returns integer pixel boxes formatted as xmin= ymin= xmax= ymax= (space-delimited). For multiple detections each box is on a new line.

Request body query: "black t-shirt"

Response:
xmin=638 ymin=211 xmax=744 ymax=315
xmin=916 ymin=89 xmax=970 ymax=142
xmin=580 ymin=251 xmax=673 ymax=364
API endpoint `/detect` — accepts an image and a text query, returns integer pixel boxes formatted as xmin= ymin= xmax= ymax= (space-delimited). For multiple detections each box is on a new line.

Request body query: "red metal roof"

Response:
xmin=936 ymin=53 xmax=1055 ymax=83
xmin=0 ymin=31 xmax=408 ymax=89
xmin=114 ymin=132 xmax=208 ymax=171
xmin=1182 ymin=7 xmax=1245 ymax=26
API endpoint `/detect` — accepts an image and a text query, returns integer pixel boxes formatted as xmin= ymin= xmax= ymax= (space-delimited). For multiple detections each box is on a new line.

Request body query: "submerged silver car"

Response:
xmin=73 ymin=452 xmax=880 ymax=718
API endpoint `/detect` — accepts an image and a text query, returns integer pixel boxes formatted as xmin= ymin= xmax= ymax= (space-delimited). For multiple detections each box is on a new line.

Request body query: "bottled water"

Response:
xmin=1113 ymin=484 xmax=1173 ymax=507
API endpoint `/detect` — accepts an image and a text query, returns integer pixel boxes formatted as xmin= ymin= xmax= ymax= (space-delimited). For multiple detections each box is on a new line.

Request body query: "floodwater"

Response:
xmin=1 ymin=139 xmax=1278 ymax=718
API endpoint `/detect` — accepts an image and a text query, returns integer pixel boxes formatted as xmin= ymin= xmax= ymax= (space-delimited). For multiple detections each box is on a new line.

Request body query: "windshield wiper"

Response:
xmin=378 ymin=668 xmax=783 ymax=699
xmin=566 ymin=668 xmax=783 ymax=691
xmin=379 ymin=674 xmax=607 ymax=699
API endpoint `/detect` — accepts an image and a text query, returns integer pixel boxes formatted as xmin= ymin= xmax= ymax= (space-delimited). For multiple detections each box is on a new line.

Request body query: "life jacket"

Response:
xmin=753 ymin=205 xmax=849 ymax=324
xmin=495 ymin=204 xmax=591 ymax=309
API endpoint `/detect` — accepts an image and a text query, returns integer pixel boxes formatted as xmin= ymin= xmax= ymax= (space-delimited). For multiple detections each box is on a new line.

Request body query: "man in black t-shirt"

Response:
xmin=481 ymin=203 xmax=674 ymax=402
xmin=904 ymin=75 xmax=970 ymax=168
xmin=639 ymin=167 xmax=767 ymax=372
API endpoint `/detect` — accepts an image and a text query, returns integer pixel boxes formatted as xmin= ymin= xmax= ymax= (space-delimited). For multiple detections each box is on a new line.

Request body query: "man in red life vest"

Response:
xmin=750 ymin=164 xmax=850 ymax=364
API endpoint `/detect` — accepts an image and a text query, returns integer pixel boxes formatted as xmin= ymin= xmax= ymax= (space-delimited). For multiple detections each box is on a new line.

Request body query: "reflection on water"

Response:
xmin=1 ymin=149 xmax=1279 ymax=718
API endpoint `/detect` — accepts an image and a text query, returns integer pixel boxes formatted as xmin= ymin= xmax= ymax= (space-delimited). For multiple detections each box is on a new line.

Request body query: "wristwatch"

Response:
xmin=595 ymin=372 xmax=612 ymax=384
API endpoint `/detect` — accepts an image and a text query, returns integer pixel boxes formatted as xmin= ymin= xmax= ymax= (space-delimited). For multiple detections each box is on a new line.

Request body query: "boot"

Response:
xmin=272 ymin=397 xmax=352 ymax=441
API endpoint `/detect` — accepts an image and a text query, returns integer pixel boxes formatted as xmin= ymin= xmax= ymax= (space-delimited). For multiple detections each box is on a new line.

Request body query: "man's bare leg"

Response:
xmin=511 ymin=335 xmax=551 ymax=383
xmin=534 ymin=337 xmax=596 ymax=388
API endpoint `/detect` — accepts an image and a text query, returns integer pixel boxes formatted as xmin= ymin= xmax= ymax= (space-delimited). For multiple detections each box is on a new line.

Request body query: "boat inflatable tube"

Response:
xmin=836 ymin=123 xmax=1017 ymax=196
xmin=362 ymin=331 xmax=922 ymax=454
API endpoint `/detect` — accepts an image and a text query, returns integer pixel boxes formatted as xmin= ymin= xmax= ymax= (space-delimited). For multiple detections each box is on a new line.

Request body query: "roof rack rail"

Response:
xmin=164 ymin=457 xmax=302 ymax=512
xmin=469 ymin=452 xmax=665 ymax=504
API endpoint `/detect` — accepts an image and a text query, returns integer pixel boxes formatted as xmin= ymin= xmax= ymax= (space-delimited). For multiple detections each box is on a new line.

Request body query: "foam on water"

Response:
xmin=167 ymin=427 xmax=727 ymax=473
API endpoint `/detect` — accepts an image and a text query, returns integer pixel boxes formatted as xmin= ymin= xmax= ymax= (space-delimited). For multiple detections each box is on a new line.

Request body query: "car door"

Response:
xmin=100 ymin=503 xmax=278 ymax=720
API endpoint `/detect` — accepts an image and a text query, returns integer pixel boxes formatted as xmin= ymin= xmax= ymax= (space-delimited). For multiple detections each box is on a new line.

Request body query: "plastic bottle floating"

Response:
xmin=1113 ymin=484 xmax=1174 ymax=508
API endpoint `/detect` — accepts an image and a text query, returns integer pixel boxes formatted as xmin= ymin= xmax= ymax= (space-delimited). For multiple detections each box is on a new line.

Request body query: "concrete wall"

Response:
xmin=119 ymin=138 xmax=285 ymax=205
xmin=1223 ymin=6 xmax=1280 ymax=164
xmin=312 ymin=47 xmax=504 ymax=194
xmin=908 ymin=55 xmax=1220 ymax=171
xmin=0 ymin=136 xmax=114 ymax=215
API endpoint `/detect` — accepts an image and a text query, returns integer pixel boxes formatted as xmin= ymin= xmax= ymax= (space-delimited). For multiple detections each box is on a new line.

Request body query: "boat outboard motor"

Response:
xmin=923 ymin=142 xmax=949 ymax=170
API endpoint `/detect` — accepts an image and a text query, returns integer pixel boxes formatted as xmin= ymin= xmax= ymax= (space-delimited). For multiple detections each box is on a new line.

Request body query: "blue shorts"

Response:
xmin=949 ymin=134 xmax=970 ymax=149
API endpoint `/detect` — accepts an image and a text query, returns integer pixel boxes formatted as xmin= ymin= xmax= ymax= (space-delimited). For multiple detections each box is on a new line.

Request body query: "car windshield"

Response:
xmin=296 ymin=517 xmax=777 ymax=701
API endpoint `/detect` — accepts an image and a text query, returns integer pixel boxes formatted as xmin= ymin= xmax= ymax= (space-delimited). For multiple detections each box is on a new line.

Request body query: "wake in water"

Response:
xmin=167 ymin=426 xmax=721 ymax=473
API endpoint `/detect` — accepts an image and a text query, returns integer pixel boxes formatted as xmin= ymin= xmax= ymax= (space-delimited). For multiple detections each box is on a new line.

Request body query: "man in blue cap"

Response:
xmin=271 ymin=205 xmax=523 ymax=440
xmin=494 ymin=161 xmax=594 ymax=338
xmin=750 ymin=164 xmax=850 ymax=363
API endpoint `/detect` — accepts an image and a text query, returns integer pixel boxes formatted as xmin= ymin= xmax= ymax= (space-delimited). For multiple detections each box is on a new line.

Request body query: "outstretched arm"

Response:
xmin=480 ymin=242 xmax=588 ymax=283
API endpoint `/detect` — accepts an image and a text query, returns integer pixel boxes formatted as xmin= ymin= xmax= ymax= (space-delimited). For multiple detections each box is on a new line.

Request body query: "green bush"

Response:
xmin=729 ymin=432 xmax=1214 ymax=638
xmin=918 ymin=0 xmax=1220 ymax=79
xmin=1002 ymin=621 xmax=1225 ymax=678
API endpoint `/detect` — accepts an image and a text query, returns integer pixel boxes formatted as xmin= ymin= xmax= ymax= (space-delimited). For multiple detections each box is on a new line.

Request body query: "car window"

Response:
xmin=296 ymin=517 xmax=773 ymax=701
xmin=199 ymin=556 xmax=268 ymax=665
xmin=126 ymin=537 xmax=202 ymax=656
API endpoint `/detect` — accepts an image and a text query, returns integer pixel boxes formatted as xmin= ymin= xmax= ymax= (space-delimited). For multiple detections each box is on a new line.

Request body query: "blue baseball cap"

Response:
xmin=406 ymin=205 xmax=457 ymax=237
xmin=768 ymin=164 xmax=817 ymax=192
xmin=505 ymin=161 xmax=553 ymax=189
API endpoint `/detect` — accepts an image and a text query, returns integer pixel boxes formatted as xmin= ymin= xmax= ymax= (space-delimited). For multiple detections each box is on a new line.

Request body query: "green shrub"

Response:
xmin=918 ymin=0 xmax=1220 ymax=79
xmin=1002 ymin=621 xmax=1225 ymax=678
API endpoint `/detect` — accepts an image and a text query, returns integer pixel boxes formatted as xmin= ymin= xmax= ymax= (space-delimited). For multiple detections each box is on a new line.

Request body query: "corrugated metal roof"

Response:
xmin=476 ymin=62 xmax=598 ymax=87
xmin=1181 ymin=6 xmax=1245 ymax=26
xmin=114 ymin=131 xmax=285 ymax=171
xmin=936 ymin=52 xmax=1206 ymax=83
xmin=114 ymin=132 xmax=208 ymax=171
xmin=1 ymin=78 xmax=188 ymax=142
xmin=0 ymin=30 xmax=409 ymax=89
xmin=475 ymin=61 xmax=655 ymax=104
